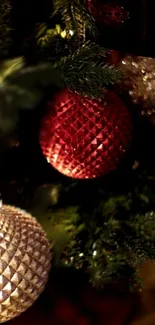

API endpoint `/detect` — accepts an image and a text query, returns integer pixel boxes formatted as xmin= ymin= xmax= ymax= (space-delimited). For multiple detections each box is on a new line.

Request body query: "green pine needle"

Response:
xmin=33 ymin=186 xmax=155 ymax=289
xmin=52 ymin=0 xmax=98 ymax=40
xmin=55 ymin=41 xmax=123 ymax=98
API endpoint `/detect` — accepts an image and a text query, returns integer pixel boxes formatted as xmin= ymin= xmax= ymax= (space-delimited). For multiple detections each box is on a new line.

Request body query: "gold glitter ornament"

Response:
xmin=0 ymin=204 xmax=51 ymax=323
xmin=120 ymin=55 xmax=155 ymax=124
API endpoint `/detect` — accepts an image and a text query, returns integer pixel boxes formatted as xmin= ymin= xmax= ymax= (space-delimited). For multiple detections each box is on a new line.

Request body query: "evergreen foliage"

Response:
xmin=0 ymin=0 xmax=155 ymax=291
xmin=31 ymin=170 xmax=155 ymax=288
xmin=52 ymin=0 xmax=98 ymax=40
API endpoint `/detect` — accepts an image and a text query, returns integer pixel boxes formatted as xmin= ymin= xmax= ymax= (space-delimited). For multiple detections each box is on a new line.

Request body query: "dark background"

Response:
xmin=11 ymin=0 xmax=155 ymax=57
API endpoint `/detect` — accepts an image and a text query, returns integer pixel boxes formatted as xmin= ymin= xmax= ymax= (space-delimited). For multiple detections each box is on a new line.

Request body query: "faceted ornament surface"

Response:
xmin=0 ymin=204 xmax=51 ymax=323
xmin=120 ymin=55 xmax=155 ymax=125
xmin=40 ymin=89 xmax=132 ymax=179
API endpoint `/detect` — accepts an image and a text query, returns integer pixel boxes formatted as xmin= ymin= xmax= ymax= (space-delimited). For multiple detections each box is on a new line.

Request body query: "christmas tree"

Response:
xmin=0 ymin=1 xmax=155 ymax=324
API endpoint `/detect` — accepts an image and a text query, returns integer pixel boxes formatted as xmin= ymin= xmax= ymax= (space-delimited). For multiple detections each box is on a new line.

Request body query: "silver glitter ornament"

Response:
xmin=0 ymin=204 xmax=51 ymax=323
xmin=120 ymin=55 xmax=155 ymax=124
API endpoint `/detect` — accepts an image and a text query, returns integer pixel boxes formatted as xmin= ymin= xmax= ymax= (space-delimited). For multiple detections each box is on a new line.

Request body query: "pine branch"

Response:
xmin=52 ymin=0 xmax=75 ymax=32
xmin=126 ymin=212 xmax=155 ymax=260
xmin=52 ymin=0 xmax=98 ymax=41
xmin=55 ymin=42 xmax=123 ymax=98
xmin=33 ymin=186 xmax=155 ymax=289
xmin=60 ymin=41 xmax=108 ymax=64
xmin=71 ymin=0 xmax=98 ymax=40
xmin=64 ymin=65 xmax=123 ymax=98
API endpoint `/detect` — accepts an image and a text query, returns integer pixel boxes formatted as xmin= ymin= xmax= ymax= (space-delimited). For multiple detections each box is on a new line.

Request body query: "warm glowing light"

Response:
xmin=69 ymin=30 xmax=74 ymax=36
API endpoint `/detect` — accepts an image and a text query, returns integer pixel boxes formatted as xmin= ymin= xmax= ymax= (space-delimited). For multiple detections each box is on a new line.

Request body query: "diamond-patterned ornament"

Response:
xmin=0 ymin=204 xmax=51 ymax=323
xmin=40 ymin=89 xmax=132 ymax=179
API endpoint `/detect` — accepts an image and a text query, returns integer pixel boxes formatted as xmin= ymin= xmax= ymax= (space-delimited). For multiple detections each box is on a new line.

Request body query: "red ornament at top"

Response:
xmin=40 ymin=89 xmax=132 ymax=179
xmin=87 ymin=0 xmax=129 ymax=25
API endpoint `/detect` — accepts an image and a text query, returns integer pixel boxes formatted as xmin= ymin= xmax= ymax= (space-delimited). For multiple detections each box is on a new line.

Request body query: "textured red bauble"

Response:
xmin=87 ymin=0 xmax=129 ymax=25
xmin=39 ymin=89 xmax=132 ymax=179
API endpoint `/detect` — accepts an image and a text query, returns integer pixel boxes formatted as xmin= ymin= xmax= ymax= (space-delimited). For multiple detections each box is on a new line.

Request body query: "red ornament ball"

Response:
xmin=40 ymin=89 xmax=132 ymax=179
xmin=87 ymin=0 xmax=129 ymax=25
